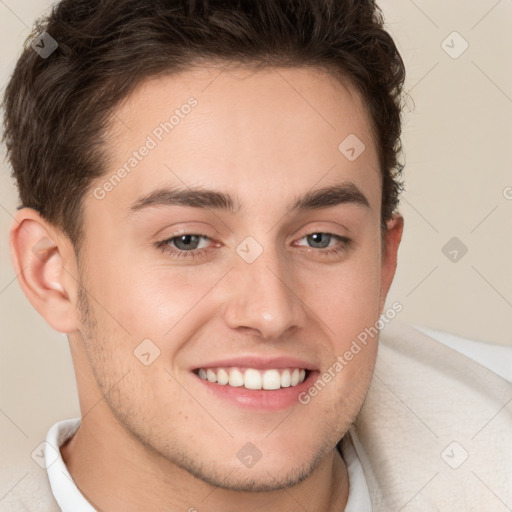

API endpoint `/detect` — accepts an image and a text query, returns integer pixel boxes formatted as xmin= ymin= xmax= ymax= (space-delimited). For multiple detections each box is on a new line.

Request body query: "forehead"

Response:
xmin=91 ymin=65 xmax=381 ymax=219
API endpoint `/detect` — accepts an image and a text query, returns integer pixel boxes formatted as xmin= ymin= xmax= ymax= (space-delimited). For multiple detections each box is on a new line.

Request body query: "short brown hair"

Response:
xmin=2 ymin=0 xmax=406 ymax=253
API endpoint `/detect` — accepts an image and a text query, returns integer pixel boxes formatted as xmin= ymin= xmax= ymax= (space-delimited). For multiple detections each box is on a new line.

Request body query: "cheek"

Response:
xmin=302 ymin=247 xmax=382 ymax=388
xmin=83 ymin=245 xmax=219 ymax=338
xmin=119 ymin=266 xmax=229 ymax=338
xmin=303 ymin=249 xmax=382 ymax=333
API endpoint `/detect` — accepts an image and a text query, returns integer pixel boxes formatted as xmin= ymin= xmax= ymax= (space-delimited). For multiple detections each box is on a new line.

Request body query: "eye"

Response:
xmin=155 ymin=231 xmax=351 ymax=260
xmin=294 ymin=232 xmax=351 ymax=256
xmin=298 ymin=232 xmax=336 ymax=249
xmin=156 ymin=234 xmax=213 ymax=258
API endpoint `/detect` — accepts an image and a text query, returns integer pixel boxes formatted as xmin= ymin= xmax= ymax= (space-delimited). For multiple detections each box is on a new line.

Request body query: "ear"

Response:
xmin=378 ymin=213 xmax=404 ymax=315
xmin=9 ymin=208 xmax=81 ymax=333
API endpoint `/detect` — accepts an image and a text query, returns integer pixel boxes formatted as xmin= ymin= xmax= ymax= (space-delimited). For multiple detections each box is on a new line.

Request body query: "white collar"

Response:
xmin=46 ymin=418 xmax=96 ymax=512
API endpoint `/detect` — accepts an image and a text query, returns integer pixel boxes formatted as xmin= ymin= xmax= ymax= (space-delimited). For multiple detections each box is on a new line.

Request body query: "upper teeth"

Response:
xmin=197 ymin=367 xmax=307 ymax=390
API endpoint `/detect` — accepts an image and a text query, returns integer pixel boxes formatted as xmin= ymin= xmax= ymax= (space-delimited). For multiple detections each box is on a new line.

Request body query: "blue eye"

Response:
xmin=300 ymin=232 xmax=337 ymax=249
xmin=157 ymin=234 xmax=212 ymax=258
xmin=156 ymin=232 xmax=351 ymax=259
xmin=294 ymin=232 xmax=351 ymax=254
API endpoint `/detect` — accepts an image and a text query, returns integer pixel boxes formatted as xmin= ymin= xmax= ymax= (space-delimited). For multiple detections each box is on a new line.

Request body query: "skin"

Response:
xmin=10 ymin=65 xmax=403 ymax=511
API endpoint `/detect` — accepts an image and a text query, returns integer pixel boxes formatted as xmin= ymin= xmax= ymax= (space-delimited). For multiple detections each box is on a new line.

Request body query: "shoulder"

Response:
xmin=410 ymin=323 xmax=512 ymax=383
xmin=352 ymin=320 xmax=512 ymax=509
xmin=376 ymin=320 xmax=512 ymax=387
xmin=0 ymin=459 xmax=60 ymax=512
xmin=373 ymin=320 xmax=512 ymax=416
xmin=0 ymin=419 xmax=75 ymax=512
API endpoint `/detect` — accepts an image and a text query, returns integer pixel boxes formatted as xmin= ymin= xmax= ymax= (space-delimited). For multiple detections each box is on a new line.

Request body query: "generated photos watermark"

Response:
xmin=298 ymin=301 xmax=403 ymax=405
xmin=93 ymin=97 xmax=198 ymax=200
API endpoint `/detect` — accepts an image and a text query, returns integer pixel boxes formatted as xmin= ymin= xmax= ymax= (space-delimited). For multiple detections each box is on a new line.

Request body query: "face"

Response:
xmin=73 ymin=65 xmax=400 ymax=491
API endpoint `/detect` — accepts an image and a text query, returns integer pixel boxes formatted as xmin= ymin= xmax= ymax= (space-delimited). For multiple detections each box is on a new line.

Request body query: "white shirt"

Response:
xmin=46 ymin=419 xmax=93 ymax=512
xmin=45 ymin=326 xmax=512 ymax=511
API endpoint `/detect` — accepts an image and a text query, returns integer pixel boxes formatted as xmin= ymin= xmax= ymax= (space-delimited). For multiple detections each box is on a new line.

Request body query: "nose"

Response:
xmin=222 ymin=247 xmax=306 ymax=340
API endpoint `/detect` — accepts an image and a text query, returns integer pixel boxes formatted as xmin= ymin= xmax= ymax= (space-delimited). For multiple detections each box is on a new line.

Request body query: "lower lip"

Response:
xmin=192 ymin=370 xmax=318 ymax=411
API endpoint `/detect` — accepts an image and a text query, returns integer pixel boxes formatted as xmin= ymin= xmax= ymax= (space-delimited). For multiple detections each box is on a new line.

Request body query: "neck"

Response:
xmin=60 ymin=407 xmax=349 ymax=512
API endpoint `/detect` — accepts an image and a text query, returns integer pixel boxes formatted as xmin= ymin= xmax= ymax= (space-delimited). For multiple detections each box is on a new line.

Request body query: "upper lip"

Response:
xmin=192 ymin=356 xmax=317 ymax=371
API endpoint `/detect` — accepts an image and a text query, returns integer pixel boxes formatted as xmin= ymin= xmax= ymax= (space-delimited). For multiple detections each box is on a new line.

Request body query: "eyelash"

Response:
xmin=155 ymin=232 xmax=352 ymax=259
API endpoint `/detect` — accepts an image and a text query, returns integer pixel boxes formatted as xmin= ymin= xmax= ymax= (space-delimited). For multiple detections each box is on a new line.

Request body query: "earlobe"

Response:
xmin=9 ymin=208 xmax=80 ymax=333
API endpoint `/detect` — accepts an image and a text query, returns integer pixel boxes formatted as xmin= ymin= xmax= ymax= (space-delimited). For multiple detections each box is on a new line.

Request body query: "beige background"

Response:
xmin=0 ymin=0 xmax=511 ymax=458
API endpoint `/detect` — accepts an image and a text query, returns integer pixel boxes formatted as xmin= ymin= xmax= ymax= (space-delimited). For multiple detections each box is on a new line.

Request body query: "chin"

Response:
xmin=189 ymin=459 xmax=314 ymax=493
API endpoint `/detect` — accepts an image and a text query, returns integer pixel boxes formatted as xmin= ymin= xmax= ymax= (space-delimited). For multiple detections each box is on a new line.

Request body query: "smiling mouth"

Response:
xmin=193 ymin=367 xmax=311 ymax=390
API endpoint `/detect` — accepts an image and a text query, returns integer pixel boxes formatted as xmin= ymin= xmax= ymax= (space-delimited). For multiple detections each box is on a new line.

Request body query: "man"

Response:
xmin=2 ymin=0 xmax=511 ymax=510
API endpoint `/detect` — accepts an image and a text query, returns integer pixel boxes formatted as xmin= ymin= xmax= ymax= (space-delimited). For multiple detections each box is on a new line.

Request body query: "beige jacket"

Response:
xmin=1 ymin=321 xmax=511 ymax=511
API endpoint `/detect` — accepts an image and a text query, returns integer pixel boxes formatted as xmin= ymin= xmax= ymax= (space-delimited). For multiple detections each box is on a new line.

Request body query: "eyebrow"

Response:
xmin=128 ymin=181 xmax=371 ymax=215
